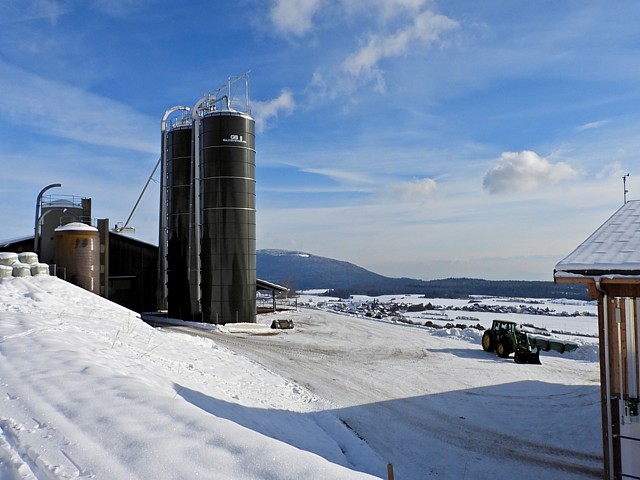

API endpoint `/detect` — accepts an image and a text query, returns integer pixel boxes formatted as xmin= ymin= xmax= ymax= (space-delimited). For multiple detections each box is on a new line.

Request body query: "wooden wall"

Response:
xmin=599 ymin=290 xmax=640 ymax=479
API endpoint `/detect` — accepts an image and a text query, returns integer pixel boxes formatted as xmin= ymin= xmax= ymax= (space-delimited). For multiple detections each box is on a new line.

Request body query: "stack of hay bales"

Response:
xmin=0 ymin=252 xmax=49 ymax=278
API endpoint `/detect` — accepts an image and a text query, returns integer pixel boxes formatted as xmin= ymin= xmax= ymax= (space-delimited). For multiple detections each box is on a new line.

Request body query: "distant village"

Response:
xmin=300 ymin=296 xmax=596 ymax=333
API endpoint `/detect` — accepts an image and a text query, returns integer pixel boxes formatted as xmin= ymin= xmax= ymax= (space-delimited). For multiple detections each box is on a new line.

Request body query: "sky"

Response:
xmin=1 ymin=0 xmax=639 ymax=281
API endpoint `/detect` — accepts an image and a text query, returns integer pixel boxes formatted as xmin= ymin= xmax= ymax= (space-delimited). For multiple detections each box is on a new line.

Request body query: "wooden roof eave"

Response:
xmin=554 ymin=270 xmax=640 ymax=299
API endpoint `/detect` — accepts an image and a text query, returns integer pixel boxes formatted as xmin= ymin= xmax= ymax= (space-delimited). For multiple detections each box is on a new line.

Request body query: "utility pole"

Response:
xmin=623 ymin=173 xmax=630 ymax=205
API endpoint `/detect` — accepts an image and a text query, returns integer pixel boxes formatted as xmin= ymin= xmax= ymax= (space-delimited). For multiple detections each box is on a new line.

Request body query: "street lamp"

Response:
xmin=34 ymin=183 xmax=62 ymax=254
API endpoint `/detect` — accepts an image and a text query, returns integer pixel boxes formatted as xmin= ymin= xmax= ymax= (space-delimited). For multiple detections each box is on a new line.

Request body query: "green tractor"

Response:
xmin=481 ymin=319 xmax=579 ymax=364
xmin=482 ymin=319 xmax=542 ymax=364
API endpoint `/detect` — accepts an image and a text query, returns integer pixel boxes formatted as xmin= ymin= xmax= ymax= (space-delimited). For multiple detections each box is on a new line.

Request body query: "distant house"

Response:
xmin=554 ymin=200 xmax=640 ymax=479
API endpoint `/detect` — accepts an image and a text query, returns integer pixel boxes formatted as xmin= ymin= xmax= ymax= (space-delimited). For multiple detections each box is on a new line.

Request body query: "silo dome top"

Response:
xmin=54 ymin=222 xmax=98 ymax=232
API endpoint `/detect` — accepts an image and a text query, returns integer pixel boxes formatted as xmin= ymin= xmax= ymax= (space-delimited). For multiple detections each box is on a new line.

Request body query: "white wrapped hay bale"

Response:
xmin=18 ymin=252 xmax=38 ymax=264
xmin=0 ymin=265 xmax=12 ymax=277
xmin=12 ymin=263 xmax=30 ymax=277
xmin=0 ymin=252 xmax=18 ymax=266
xmin=30 ymin=263 xmax=49 ymax=276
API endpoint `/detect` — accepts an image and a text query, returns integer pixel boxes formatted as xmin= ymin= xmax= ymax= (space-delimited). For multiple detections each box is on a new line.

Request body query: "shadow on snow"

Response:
xmin=175 ymin=380 xmax=602 ymax=479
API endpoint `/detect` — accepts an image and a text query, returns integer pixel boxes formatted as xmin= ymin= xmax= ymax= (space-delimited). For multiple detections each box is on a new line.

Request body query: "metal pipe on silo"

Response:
xmin=34 ymin=183 xmax=61 ymax=254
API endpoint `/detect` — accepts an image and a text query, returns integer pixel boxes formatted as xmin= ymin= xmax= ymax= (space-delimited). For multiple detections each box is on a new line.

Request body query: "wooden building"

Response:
xmin=1 ymin=229 xmax=288 ymax=318
xmin=0 ymin=224 xmax=159 ymax=314
xmin=555 ymin=200 xmax=640 ymax=479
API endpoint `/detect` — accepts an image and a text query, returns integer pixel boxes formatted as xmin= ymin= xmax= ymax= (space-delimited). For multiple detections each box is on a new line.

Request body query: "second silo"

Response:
xmin=199 ymin=109 xmax=256 ymax=324
xmin=165 ymin=121 xmax=200 ymax=320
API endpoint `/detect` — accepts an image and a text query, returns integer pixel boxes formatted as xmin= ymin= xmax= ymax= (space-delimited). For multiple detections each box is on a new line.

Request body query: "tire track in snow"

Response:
xmin=340 ymin=391 xmax=602 ymax=477
xmin=166 ymin=316 xmax=602 ymax=479
xmin=0 ymin=419 xmax=41 ymax=480
xmin=1 ymin=417 xmax=97 ymax=480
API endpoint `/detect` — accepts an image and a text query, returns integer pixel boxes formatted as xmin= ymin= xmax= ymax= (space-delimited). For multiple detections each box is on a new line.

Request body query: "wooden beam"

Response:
xmin=554 ymin=276 xmax=596 ymax=285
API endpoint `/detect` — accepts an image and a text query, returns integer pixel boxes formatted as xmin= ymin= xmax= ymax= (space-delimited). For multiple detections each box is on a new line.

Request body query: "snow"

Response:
xmin=0 ymin=276 xmax=602 ymax=479
xmin=0 ymin=253 xmax=18 ymax=265
xmin=10 ymin=264 xmax=30 ymax=277
xmin=555 ymin=200 xmax=640 ymax=273
xmin=0 ymin=276 xmax=378 ymax=479
xmin=301 ymin=292 xmax=600 ymax=338
xmin=17 ymin=253 xmax=38 ymax=265
xmin=53 ymin=222 xmax=98 ymax=232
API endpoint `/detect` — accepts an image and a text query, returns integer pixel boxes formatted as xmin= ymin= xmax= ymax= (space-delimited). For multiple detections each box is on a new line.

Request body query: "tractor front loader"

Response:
xmin=482 ymin=319 xmax=579 ymax=364
xmin=481 ymin=319 xmax=541 ymax=364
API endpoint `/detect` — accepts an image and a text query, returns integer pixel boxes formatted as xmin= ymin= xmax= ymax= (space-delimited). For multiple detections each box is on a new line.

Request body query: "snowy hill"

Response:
xmin=0 ymin=276 xmax=380 ymax=479
xmin=1 ymin=275 xmax=602 ymax=479
xmin=257 ymin=249 xmax=589 ymax=299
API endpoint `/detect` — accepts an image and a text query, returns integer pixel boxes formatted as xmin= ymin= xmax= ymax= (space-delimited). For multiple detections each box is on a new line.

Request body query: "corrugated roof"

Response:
xmin=256 ymin=278 xmax=288 ymax=292
xmin=555 ymin=200 xmax=640 ymax=276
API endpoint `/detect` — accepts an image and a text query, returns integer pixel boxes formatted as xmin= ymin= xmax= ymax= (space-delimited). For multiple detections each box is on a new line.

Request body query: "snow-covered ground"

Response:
xmin=301 ymin=292 xmax=599 ymax=337
xmin=1 ymin=276 xmax=602 ymax=479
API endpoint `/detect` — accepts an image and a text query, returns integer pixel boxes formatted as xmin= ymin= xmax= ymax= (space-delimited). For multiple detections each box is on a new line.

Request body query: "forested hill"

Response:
xmin=256 ymin=249 xmax=589 ymax=300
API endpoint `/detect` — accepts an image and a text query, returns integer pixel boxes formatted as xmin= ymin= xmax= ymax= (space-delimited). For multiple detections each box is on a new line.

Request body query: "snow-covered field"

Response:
xmin=1 ymin=276 xmax=602 ymax=479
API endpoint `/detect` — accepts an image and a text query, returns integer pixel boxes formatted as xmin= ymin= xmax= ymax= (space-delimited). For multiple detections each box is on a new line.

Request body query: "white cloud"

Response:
xmin=303 ymin=167 xmax=374 ymax=186
xmin=394 ymin=177 xmax=437 ymax=200
xmin=596 ymin=161 xmax=627 ymax=180
xmin=0 ymin=59 xmax=157 ymax=153
xmin=374 ymin=0 xmax=427 ymax=19
xmin=338 ymin=0 xmax=426 ymax=20
xmin=482 ymin=150 xmax=579 ymax=194
xmin=269 ymin=0 xmax=322 ymax=37
xmin=252 ymin=89 xmax=296 ymax=132
xmin=91 ymin=0 xmax=149 ymax=17
xmin=577 ymin=119 xmax=610 ymax=131
xmin=0 ymin=0 xmax=66 ymax=25
xmin=342 ymin=9 xmax=458 ymax=88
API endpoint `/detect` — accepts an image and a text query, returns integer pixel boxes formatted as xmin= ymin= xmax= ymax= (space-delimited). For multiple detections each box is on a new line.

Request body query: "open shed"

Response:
xmin=256 ymin=278 xmax=289 ymax=312
xmin=555 ymin=200 xmax=640 ymax=479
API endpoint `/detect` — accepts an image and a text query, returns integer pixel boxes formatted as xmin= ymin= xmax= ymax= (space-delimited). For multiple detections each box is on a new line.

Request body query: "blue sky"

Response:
xmin=1 ymin=0 xmax=639 ymax=281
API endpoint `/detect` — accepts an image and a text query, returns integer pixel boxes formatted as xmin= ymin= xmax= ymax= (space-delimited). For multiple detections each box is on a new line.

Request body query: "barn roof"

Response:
xmin=555 ymin=200 xmax=640 ymax=279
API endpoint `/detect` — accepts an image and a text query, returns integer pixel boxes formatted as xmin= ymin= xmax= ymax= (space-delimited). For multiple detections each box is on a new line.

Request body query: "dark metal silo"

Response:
xmin=166 ymin=124 xmax=200 ymax=320
xmin=199 ymin=111 xmax=256 ymax=324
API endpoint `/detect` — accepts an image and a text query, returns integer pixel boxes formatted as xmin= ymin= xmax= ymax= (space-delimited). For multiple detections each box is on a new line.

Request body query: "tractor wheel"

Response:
xmin=496 ymin=340 xmax=512 ymax=358
xmin=482 ymin=331 xmax=495 ymax=352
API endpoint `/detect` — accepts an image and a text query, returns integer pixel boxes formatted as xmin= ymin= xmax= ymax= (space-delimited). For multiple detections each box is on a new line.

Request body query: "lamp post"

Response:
xmin=34 ymin=183 xmax=62 ymax=254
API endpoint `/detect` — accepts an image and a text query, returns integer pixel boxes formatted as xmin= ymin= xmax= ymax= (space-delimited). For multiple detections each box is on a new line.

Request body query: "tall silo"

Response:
xmin=164 ymin=117 xmax=200 ymax=320
xmin=38 ymin=196 xmax=91 ymax=266
xmin=198 ymin=109 xmax=256 ymax=324
xmin=160 ymin=74 xmax=256 ymax=324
